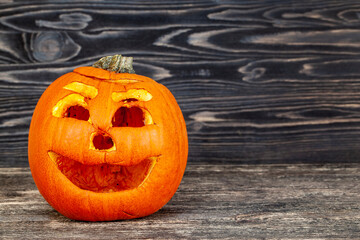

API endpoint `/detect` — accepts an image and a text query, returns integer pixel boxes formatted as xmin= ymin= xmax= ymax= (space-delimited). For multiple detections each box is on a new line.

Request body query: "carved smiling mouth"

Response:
xmin=48 ymin=151 xmax=157 ymax=193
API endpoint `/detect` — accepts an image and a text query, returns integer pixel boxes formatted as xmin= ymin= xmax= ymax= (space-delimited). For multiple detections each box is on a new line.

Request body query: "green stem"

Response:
xmin=92 ymin=54 xmax=135 ymax=74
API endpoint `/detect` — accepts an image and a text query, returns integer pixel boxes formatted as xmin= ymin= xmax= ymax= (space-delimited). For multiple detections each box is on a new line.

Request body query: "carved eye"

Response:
xmin=65 ymin=105 xmax=90 ymax=121
xmin=112 ymin=107 xmax=145 ymax=127
xmin=112 ymin=106 xmax=154 ymax=127
xmin=52 ymin=94 xmax=90 ymax=121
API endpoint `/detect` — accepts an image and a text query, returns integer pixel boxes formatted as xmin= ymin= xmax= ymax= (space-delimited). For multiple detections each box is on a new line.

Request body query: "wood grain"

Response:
xmin=1 ymin=164 xmax=359 ymax=239
xmin=2 ymin=1 xmax=360 ymax=165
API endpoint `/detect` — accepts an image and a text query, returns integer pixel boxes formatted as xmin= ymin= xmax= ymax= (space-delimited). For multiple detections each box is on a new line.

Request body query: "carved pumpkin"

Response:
xmin=28 ymin=55 xmax=188 ymax=221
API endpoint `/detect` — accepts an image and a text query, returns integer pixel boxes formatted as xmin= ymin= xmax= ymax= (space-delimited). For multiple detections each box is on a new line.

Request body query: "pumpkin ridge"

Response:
xmin=122 ymin=210 xmax=136 ymax=217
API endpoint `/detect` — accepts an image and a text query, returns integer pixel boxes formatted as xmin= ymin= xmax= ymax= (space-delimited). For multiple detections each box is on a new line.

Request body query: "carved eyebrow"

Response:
xmin=112 ymin=89 xmax=152 ymax=102
xmin=63 ymin=82 xmax=98 ymax=99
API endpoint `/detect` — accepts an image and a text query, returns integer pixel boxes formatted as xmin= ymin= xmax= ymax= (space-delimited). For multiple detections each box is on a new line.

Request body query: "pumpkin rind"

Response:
xmin=28 ymin=59 xmax=188 ymax=221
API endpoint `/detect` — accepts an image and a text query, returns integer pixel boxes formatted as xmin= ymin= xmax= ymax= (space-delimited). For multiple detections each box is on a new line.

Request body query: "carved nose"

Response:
xmin=92 ymin=133 xmax=114 ymax=150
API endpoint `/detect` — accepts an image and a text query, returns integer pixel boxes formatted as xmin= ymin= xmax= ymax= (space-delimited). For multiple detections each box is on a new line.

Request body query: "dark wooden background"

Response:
xmin=1 ymin=1 xmax=360 ymax=239
xmin=3 ymin=0 xmax=360 ymax=166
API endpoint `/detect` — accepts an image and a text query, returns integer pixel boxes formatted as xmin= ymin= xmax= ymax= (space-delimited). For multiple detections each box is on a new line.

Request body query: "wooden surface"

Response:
xmin=2 ymin=1 xmax=360 ymax=165
xmin=0 ymin=164 xmax=359 ymax=239
xmin=1 ymin=1 xmax=360 ymax=238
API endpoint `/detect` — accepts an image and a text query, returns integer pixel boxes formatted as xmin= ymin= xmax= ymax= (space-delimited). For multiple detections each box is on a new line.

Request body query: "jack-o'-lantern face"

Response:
xmin=28 ymin=56 xmax=188 ymax=221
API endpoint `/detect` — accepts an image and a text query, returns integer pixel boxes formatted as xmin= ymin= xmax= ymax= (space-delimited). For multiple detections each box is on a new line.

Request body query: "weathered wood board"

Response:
xmin=1 ymin=2 xmax=360 ymax=238
xmin=1 ymin=164 xmax=359 ymax=239
xmin=2 ymin=1 xmax=360 ymax=165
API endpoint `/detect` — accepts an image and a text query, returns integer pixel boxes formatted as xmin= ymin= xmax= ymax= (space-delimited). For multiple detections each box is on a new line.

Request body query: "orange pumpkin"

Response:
xmin=28 ymin=55 xmax=188 ymax=221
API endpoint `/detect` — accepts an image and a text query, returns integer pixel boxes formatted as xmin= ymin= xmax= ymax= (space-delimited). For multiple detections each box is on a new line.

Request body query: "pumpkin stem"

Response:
xmin=92 ymin=54 xmax=135 ymax=74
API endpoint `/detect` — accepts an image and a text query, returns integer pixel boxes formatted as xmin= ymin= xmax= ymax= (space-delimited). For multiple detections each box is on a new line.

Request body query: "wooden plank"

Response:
xmin=2 ymin=1 xmax=360 ymax=165
xmin=0 ymin=164 xmax=359 ymax=239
